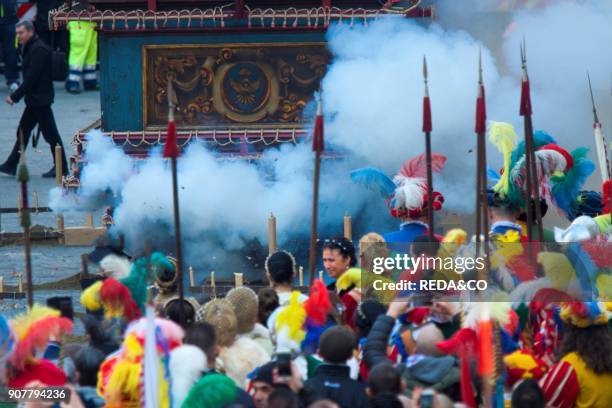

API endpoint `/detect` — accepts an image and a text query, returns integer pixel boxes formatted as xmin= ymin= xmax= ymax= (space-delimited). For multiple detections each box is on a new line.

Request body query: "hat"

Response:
xmin=488 ymin=123 xmax=595 ymax=216
xmin=225 ymin=287 xmax=258 ymax=334
xmin=559 ymin=301 xmax=611 ymax=328
xmin=200 ymin=299 xmax=238 ymax=347
xmin=248 ymin=361 xmax=275 ymax=385
xmin=182 ymin=373 xmax=237 ymax=408
xmin=88 ymin=233 xmax=130 ymax=264
xmin=350 ymin=153 xmax=447 ymax=219
xmin=8 ymin=359 xmax=67 ymax=387
xmin=504 ymin=349 xmax=548 ymax=386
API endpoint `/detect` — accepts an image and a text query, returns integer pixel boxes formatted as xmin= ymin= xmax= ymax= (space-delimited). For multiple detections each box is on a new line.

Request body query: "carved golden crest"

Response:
xmin=143 ymin=43 xmax=330 ymax=128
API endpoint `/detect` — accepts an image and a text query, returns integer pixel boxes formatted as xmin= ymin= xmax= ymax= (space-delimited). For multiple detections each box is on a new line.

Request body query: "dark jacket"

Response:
xmin=303 ymin=364 xmax=368 ymax=408
xmin=363 ymin=315 xmax=395 ymax=370
xmin=10 ymin=35 xmax=54 ymax=107
xmin=363 ymin=315 xmax=461 ymax=400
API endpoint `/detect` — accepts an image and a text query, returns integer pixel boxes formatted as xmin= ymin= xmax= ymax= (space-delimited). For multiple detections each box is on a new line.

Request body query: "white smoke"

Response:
xmin=50 ymin=0 xmax=612 ymax=267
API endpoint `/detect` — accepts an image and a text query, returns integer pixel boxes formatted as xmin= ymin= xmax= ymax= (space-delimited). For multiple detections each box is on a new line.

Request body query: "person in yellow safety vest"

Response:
xmin=66 ymin=21 xmax=97 ymax=94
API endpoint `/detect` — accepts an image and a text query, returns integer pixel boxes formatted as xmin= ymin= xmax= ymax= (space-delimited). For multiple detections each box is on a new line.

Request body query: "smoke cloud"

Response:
xmin=50 ymin=0 xmax=612 ymax=276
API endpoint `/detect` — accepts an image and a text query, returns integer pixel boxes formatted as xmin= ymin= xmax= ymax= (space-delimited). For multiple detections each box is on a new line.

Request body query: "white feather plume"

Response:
xmin=392 ymin=175 xmax=426 ymax=210
xmin=99 ymin=254 xmax=132 ymax=280
xmin=169 ymin=345 xmax=208 ymax=407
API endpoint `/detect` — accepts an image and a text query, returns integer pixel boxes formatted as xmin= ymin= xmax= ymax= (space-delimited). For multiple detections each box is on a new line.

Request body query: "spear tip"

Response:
xmin=478 ymin=48 xmax=483 ymax=84
xmin=423 ymin=55 xmax=428 ymax=80
xmin=587 ymin=71 xmax=600 ymax=124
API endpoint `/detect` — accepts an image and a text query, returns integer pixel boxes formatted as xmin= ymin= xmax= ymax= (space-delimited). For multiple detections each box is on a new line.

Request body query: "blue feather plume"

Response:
xmin=510 ymin=130 xmax=557 ymax=169
xmin=350 ymin=167 xmax=396 ymax=199
xmin=487 ymin=167 xmax=501 ymax=187
xmin=551 ymin=148 xmax=595 ymax=219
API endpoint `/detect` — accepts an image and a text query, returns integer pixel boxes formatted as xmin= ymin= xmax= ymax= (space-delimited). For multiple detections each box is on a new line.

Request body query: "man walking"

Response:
xmin=0 ymin=20 xmax=68 ymax=177
xmin=0 ymin=0 xmax=19 ymax=91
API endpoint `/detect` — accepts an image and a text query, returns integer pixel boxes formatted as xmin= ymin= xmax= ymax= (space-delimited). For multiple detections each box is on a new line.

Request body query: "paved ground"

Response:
xmin=0 ymin=81 xmax=101 ymax=316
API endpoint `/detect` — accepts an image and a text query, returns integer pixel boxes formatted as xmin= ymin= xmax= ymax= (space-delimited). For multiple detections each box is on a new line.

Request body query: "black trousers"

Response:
xmin=4 ymin=105 xmax=68 ymax=173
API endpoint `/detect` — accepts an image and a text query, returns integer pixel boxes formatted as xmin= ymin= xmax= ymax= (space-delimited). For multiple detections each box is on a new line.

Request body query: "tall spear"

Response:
xmin=519 ymin=40 xmax=544 ymax=248
xmin=17 ymin=128 xmax=33 ymax=308
xmin=163 ymin=80 xmax=185 ymax=324
xmin=308 ymin=95 xmax=324 ymax=286
xmin=422 ymin=56 xmax=435 ymax=241
xmin=475 ymin=50 xmax=490 ymax=270
xmin=587 ymin=72 xmax=611 ymax=182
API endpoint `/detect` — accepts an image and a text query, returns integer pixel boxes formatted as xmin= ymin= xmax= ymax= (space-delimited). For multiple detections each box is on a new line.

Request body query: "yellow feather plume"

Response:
xmin=104 ymin=334 xmax=143 ymax=405
xmin=10 ymin=305 xmax=60 ymax=340
xmin=275 ymin=291 xmax=306 ymax=343
xmin=488 ymin=121 xmax=518 ymax=196
xmin=81 ymin=280 xmax=103 ymax=311
xmin=336 ymin=267 xmax=362 ymax=291
xmin=538 ymin=252 xmax=575 ymax=290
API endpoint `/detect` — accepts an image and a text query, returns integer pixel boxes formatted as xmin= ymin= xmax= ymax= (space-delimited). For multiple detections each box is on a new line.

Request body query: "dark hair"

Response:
xmin=257 ymin=287 xmax=280 ymax=326
xmin=163 ymin=299 xmax=196 ymax=329
xmin=16 ymin=20 xmax=35 ymax=32
xmin=355 ymin=299 xmax=386 ymax=339
xmin=266 ymin=251 xmax=295 ymax=285
xmin=184 ymin=322 xmax=217 ymax=362
xmin=318 ymin=326 xmax=356 ymax=363
xmin=322 ymin=237 xmax=357 ymax=267
xmin=267 ymin=387 xmax=300 ymax=408
xmin=411 ymin=235 xmax=440 ymax=257
xmin=367 ymin=392 xmax=403 ymax=408
xmin=511 ymin=379 xmax=544 ymax=408
xmin=46 ymin=296 xmax=74 ymax=320
xmin=368 ymin=363 xmax=402 ymax=395
xmin=557 ymin=324 xmax=612 ymax=374
xmin=517 ymin=198 xmax=548 ymax=223
xmin=74 ymin=346 xmax=106 ymax=387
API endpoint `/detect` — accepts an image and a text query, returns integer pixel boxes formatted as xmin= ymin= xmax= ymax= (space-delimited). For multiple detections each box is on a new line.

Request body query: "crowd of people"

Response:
xmin=0 ymin=119 xmax=611 ymax=407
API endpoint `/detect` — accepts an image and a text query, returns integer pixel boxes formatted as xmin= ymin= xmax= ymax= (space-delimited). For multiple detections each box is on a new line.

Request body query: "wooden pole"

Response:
xmin=170 ymin=156 xmax=185 ymax=325
xmin=0 ymin=276 xmax=4 ymax=293
xmin=422 ymin=56 xmax=435 ymax=240
xmin=18 ymin=129 xmax=33 ymax=307
xmin=309 ymin=96 xmax=325 ymax=287
xmin=81 ymin=253 xmax=89 ymax=279
xmin=343 ymin=213 xmax=352 ymax=241
xmin=520 ymin=41 xmax=543 ymax=261
xmin=55 ymin=146 xmax=63 ymax=187
xmin=18 ymin=272 xmax=23 ymax=293
xmin=268 ymin=212 xmax=277 ymax=255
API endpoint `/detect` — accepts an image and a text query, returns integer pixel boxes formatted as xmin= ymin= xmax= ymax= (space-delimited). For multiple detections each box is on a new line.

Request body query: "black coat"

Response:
xmin=10 ymin=35 xmax=54 ymax=107
xmin=303 ymin=364 xmax=369 ymax=408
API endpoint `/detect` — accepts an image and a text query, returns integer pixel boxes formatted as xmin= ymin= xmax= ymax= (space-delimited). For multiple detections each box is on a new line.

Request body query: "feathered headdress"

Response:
xmin=488 ymin=123 xmax=595 ymax=216
xmin=98 ymin=315 xmax=182 ymax=408
xmin=275 ymin=291 xmax=306 ymax=352
xmin=9 ymin=305 xmax=73 ymax=371
xmin=304 ymin=279 xmax=332 ymax=326
xmin=351 ymin=153 xmax=447 ymax=219
xmin=559 ymin=301 xmax=611 ymax=328
xmin=0 ymin=315 xmax=15 ymax=383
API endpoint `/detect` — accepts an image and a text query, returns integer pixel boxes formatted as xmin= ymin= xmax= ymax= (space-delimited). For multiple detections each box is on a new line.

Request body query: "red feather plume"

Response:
xmin=400 ymin=153 xmax=447 ymax=178
xmin=11 ymin=316 xmax=73 ymax=370
xmin=304 ymin=279 xmax=331 ymax=326
xmin=100 ymin=278 xmax=143 ymax=322
xmin=602 ymin=180 xmax=611 ymax=214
